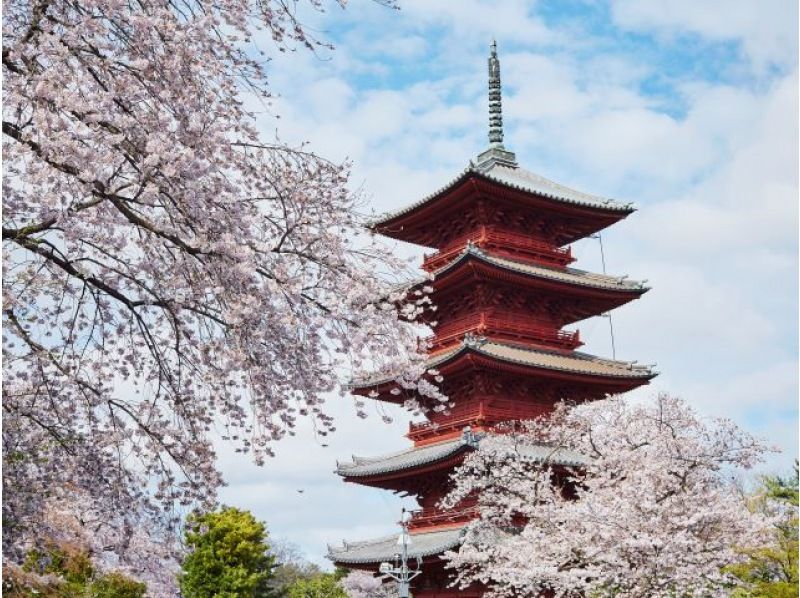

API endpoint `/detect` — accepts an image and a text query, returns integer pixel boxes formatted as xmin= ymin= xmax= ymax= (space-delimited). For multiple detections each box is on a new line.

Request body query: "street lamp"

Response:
xmin=378 ymin=509 xmax=421 ymax=598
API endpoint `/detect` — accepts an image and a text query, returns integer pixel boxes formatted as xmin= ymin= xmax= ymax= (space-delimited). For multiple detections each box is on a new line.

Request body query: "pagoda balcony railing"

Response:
xmin=408 ymin=401 xmax=545 ymax=443
xmin=423 ymin=228 xmax=573 ymax=271
xmin=408 ymin=506 xmax=478 ymax=529
xmin=408 ymin=414 xmax=477 ymax=438
xmin=429 ymin=312 xmax=580 ymax=351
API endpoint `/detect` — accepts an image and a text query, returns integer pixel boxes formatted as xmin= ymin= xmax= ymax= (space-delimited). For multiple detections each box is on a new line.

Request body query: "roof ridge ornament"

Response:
xmin=461 ymin=426 xmax=480 ymax=448
xmin=462 ymin=333 xmax=488 ymax=348
xmin=463 ymin=240 xmax=485 ymax=257
xmin=475 ymin=40 xmax=518 ymax=170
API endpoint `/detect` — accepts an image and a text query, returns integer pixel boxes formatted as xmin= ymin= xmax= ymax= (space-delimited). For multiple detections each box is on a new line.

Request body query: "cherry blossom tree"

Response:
xmin=340 ymin=569 xmax=399 ymax=597
xmin=443 ymin=394 xmax=775 ymax=597
xmin=38 ymin=494 xmax=182 ymax=596
xmin=2 ymin=0 xmax=435 ymax=568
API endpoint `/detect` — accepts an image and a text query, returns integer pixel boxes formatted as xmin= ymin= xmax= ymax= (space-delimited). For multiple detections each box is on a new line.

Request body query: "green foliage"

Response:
xmin=180 ymin=506 xmax=276 ymax=598
xmin=285 ymin=573 xmax=347 ymax=598
xmin=331 ymin=567 xmax=349 ymax=581
xmin=764 ymin=471 xmax=800 ymax=507
xmin=263 ymin=546 xmax=322 ymax=597
xmin=729 ymin=463 xmax=799 ymax=597
xmin=267 ymin=560 xmax=323 ymax=596
xmin=3 ymin=541 xmax=145 ymax=598
xmin=23 ymin=542 xmax=94 ymax=586
xmin=88 ymin=572 xmax=147 ymax=598
xmin=260 ymin=540 xmax=351 ymax=598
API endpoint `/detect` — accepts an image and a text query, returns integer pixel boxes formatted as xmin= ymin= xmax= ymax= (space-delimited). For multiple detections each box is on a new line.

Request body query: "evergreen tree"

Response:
xmin=180 ymin=507 xmax=275 ymax=598
xmin=286 ymin=572 xmax=347 ymax=598
xmin=729 ymin=463 xmax=799 ymax=597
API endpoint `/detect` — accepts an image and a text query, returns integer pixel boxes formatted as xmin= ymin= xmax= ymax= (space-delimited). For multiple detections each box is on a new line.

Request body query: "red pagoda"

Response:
xmin=328 ymin=42 xmax=655 ymax=597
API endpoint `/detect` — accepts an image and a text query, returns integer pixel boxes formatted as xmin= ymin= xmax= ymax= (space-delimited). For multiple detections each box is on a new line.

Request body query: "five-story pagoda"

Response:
xmin=328 ymin=42 xmax=655 ymax=597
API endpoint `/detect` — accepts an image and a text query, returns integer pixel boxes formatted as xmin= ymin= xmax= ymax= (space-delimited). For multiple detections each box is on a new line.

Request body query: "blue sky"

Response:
xmin=217 ymin=0 xmax=798 ymax=566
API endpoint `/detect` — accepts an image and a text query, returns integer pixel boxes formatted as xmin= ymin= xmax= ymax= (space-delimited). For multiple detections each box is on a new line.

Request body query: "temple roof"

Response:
xmin=372 ymin=41 xmax=633 ymax=250
xmin=476 ymin=160 xmax=632 ymax=212
xmin=435 ymin=245 xmax=648 ymax=293
xmin=472 ymin=339 xmax=653 ymax=378
xmin=328 ymin=526 xmax=465 ymax=565
xmin=476 ymin=341 xmax=652 ymax=377
xmin=351 ymin=337 xmax=655 ymax=390
xmin=371 ymin=159 xmax=633 ymax=233
xmin=337 ymin=435 xmax=588 ymax=479
xmin=338 ymin=438 xmax=468 ymax=477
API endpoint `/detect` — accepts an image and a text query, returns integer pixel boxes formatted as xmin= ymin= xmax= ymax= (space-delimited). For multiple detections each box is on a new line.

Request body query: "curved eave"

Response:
xmin=336 ymin=444 xmax=471 ymax=490
xmin=337 ymin=438 xmax=589 ymax=486
xmin=433 ymin=247 xmax=649 ymax=297
xmin=337 ymin=442 xmax=466 ymax=476
xmin=349 ymin=344 xmax=462 ymax=396
xmin=341 ymin=452 xmax=469 ymax=489
xmin=350 ymin=339 xmax=657 ymax=397
xmin=371 ymin=168 xmax=634 ymax=246
xmin=471 ymin=347 xmax=657 ymax=384
xmin=328 ymin=527 xmax=466 ymax=566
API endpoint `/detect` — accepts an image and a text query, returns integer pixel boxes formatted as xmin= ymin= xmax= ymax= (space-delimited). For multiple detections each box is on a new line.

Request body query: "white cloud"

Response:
xmin=216 ymin=394 xmax=418 ymax=566
xmin=400 ymin=0 xmax=558 ymax=47
xmin=221 ymin=0 xmax=798 ymax=569
xmin=610 ymin=0 xmax=798 ymax=70
xmin=633 ymin=73 xmax=798 ymax=252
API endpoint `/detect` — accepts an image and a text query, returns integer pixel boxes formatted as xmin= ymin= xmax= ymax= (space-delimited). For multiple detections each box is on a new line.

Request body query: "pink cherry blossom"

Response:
xmin=340 ymin=569 xmax=399 ymax=597
xmin=444 ymin=394 xmax=775 ymax=597
xmin=3 ymin=0 xmax=429 ymax=572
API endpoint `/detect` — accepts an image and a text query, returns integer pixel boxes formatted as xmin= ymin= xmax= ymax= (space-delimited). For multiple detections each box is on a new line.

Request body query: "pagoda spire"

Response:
xmin=477 ymin=40 xmax=517 ymax=168
xmin=488 ymin=40 xmax=503 ymax=146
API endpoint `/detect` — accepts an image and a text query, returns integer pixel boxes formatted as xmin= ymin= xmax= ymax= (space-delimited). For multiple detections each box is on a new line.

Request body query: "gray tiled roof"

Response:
xmin=437 ymin=245 xmax=648 ymax=292
xmin=479 ymin=341 xmax=654 ymax=378
xmin=329 ymin=439 xmax=588 ymax=563
xmin=337 ymin=436 xmax=588 ymax=478
xmin=509 ymin=442 xmax=588 ymax=468
xmin=328 ymin=526 xmax=465 ymax=565
xmin=372 ymin=160 xmax=632 ymax=228
xmin=337 ymin=438 xmax=466 ymax=477
xmin=478 ymin=162 xmax=631 ymax=211
xmin=351 ymin=337 xmax=655 ymax=389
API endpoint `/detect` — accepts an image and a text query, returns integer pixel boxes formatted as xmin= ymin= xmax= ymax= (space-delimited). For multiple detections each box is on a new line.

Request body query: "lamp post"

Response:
xmin=379 ymin=509 xmax=421 ymax=598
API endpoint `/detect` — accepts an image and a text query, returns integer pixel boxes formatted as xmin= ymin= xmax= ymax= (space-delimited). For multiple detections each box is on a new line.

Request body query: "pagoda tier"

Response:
xmin=353 ymin=337 xmax=653 ymax=399
xmin=418 ymin=246 xmax=647 ymax=351
xmin=352 ymin=337 xmax=653 ymax=445
xmin=372 ymin=159 xmax=634 ymax=252
xmin=335 ymin=434 xmax=587 ymax=530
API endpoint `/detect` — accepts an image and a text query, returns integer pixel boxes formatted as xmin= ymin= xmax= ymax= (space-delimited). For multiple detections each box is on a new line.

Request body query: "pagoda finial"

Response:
xmin=475 ymin=40 xmax=517 ymax=169
xmin=488 ymin=40 xmax=503 ymax=146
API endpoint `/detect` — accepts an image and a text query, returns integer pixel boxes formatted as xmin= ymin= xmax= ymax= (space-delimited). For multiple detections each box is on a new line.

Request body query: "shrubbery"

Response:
xmin=3 ymin=541 xmax=145 ymax=597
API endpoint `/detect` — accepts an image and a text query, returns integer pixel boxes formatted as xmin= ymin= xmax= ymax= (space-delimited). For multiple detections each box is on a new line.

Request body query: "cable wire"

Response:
xmin=593 ymin=233 xmax=617 ymax=359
